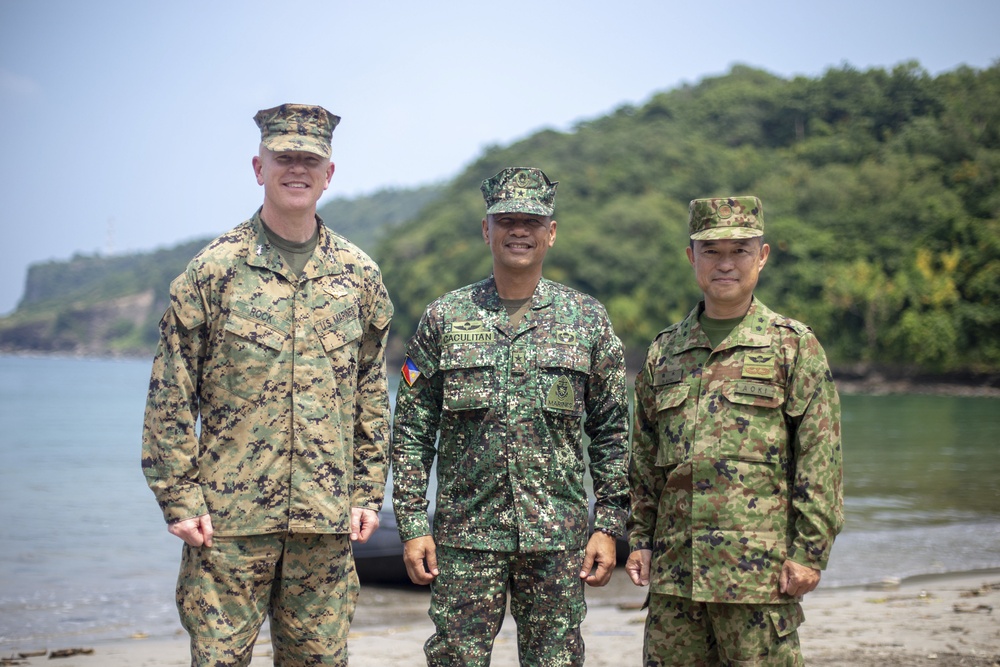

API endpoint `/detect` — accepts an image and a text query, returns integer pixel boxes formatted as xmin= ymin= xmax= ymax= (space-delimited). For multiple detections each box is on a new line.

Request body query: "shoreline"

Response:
xmin=3 ymin=352 xmax=999 ymax=399
xmin=834 ymin=377 xmax=1000 ymax=398
xmin=4 ymin=568 xmax=997 ymax=667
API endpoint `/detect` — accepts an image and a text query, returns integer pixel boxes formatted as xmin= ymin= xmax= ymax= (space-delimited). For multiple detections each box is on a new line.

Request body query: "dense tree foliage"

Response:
xmin=378 ymin=62 xmax=1000 ymax=373
xmin=316 ymin=183 xmax=446 ymax=252
xmin=3 ymin=63 xmax=997 ymax=376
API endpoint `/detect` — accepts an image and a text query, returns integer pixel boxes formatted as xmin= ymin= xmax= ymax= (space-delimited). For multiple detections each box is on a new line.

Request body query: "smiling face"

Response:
xmin=253 ymin=147 xmax=335 ymax=220
xmin=482 ymin=212 xmax=557 ymax=277
xmin=686 ymin=237 xmax=770 ymax=319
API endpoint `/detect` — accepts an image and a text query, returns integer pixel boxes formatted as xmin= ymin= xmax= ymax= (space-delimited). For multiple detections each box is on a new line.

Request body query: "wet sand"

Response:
xmin=3 ymin=569 xmax=997 ymax=666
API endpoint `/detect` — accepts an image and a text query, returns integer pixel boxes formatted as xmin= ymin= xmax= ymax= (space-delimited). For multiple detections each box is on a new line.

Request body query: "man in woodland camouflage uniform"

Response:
xmin=391 ymin=167 xmax=629 ymax=665
xmin=626 ymin=196 xmax=843 ymax=666
xmin=142 ymin=104 xmax=392 ymax=667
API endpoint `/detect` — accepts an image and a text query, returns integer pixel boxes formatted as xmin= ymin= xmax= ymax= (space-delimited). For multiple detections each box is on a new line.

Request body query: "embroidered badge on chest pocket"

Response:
xmin=742 ymin=353 xmax=775 ymax=380
xmin=546 ymin=375 xmax=575 ymax=410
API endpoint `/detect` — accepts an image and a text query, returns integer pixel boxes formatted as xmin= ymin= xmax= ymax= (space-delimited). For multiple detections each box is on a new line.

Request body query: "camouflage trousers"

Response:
xmin=176 ymin=532 xmax=359 ymax=667
xmin=643 ymin=593 xmax=805 ymax=667
xmin=425 ymin=545 xmax=587 ymax=666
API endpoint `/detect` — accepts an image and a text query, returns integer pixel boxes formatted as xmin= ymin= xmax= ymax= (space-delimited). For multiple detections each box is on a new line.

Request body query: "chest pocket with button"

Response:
xmin=316 ymin=303 xmax=364 ymax=378
xmin=538 ymin=345 xmax=589 ymax=418
xmin=440 ymin=344 xmax=494 ymax=412
xmin=653 ymin=381 xmax=691 ymax=467
xmin=718 ymin=378 xmax=785 ymax=461
xmin=218 ymin=310 xmax=289 ymax=401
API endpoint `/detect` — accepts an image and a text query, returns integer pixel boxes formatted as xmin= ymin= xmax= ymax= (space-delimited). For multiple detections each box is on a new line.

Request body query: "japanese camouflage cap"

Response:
xmin=688 ymin=196 xmax=764 ymax=240
xmin=481 ymin=167 xmax=558 ymax=216
xmin=253 ymin=103 xmax=340 ymax=159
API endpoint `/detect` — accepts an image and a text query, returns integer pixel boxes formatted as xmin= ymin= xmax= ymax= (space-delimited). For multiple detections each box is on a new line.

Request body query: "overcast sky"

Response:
xmin=0 ymin=0 xmax=997 ymax=314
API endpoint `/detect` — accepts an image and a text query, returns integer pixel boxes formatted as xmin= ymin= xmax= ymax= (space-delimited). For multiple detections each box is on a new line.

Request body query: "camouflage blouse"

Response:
xmin=629 ymin=298 xmax=844 ymax=603
xmin=391 ymin=276 xmax=629 ymax=552
xmin=142 ymin=210 xmax=393 ymax=536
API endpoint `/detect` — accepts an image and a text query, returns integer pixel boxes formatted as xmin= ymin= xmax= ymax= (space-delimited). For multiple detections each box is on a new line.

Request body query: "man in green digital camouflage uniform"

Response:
xmin=626 ymin=196 xmax=843 ymax=666
xmin=391 ymin=167 xmax=629 ymax=666
xmin=142 ymin=103 xmax=393 ymax=667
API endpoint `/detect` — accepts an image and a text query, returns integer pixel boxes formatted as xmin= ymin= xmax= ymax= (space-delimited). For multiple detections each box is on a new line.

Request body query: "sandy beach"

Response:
xmin=3 ymin=569 xmax=997 ymax=667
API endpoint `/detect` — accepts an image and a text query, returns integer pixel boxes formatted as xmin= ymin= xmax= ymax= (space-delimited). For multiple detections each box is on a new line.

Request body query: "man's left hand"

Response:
xmin=779 ymin=559 xmax=821 ymax=597
xmin=350 ymin=507 xmax=380 ymax=543
xmin=580 ymin=531 xmax=617 ymax=587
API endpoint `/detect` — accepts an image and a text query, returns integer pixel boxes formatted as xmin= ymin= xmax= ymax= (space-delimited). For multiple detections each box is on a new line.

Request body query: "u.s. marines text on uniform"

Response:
xmin=626 ymin=196 xmax=843 ymax=666
xmin=142 ymin=104 xmax=392 ymax=667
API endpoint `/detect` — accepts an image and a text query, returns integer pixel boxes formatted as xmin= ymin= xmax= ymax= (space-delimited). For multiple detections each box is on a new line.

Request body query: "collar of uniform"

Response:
xmin=675 ymin=303 xmax=711 ymax=353
xmin=302 ymin=213 xmax=344 ymax=279
xmin=245 ymin=209 xmax=344 ymax=278
xmin=724 ymin=297 xmax=772 ymax=348
xmin=246 ymin=209 xmax=283 ymax=273
xmin=681 ymin=297 xmax=771 ymax=353
xmin=472 ymin=275 xmax=555 ymax=311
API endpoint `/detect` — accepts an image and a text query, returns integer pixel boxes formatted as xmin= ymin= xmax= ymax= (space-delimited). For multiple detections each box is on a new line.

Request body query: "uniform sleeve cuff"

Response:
xmin=593 ymin=505 xmax=628 ymax=539
xmin=351 ymin=480 xmax=385 ymax=512
xmin=396 ymin=515 xmax=432 ymax=542
xmin=157 ymin=487 xmax=208 ymax=525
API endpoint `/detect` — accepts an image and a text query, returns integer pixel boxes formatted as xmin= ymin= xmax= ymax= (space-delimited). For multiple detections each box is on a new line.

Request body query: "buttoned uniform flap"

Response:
xmin=316 ymin=307 xmax=364 ymax=353
xmin=223 ymin=310 xmax=286 ymax=351
xmin=370 ymin=295 xmax=393 ymax=332
xmin=169 ymin=272 xmax=206 ymax=331
xmin=721 ymin=378 xmax=783 ymax=409
xmin=651 ymin=381 xmax=689 ymax=467
xmin=402 ymin=338 xmax=436 ymax=380
xmin=654 ymin=382 xmax=689 ymax=412
xmin=691 ymin=530 xmax=787 ymax=602
xmin=440 ymin=344 xmax=493 ymax=411
xmin=439 ymin=342 xmax=495 ymax=371
xmin=537 ymin=344 xmax=591 ymax=373
xmin=769 ymin=602 xmax=805 ymax=638
xmin=538 ymin=344 xmax=589 ymax=417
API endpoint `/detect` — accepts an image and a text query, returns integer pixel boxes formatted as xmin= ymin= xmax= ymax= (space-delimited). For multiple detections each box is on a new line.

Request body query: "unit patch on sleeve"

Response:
xmin=401 ymin=357 xmax=422 ymax=387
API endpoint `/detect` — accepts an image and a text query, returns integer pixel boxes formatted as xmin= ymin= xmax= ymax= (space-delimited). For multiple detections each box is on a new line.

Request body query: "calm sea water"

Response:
xmin=1 ymin=355 xmax=998 ymax=652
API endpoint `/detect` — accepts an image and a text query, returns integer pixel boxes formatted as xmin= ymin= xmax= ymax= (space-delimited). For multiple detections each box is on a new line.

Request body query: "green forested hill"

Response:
xmin=2 ymin=62 xmax=998 ymax=377
xmin=379 ymin=62 xmax=1000 ymax=373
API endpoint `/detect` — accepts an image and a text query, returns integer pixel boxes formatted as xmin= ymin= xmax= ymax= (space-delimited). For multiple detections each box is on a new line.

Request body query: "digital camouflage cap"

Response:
xmin=689 ymin=196 xmax=764 ymax=240
xmin=481 ymin=167 xmax=558 ymax=216
xmin=253 ymin=103 xmax=340 ymax=159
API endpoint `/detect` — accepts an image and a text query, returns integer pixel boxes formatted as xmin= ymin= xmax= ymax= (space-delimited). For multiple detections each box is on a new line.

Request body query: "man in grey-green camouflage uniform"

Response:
xmin=391 ymin=167 xmax=629 ymax=666
xmin=626 ymin=196 xmax=844 ymax=666
xmin=142 ymin=103 xmax=393 ymax=667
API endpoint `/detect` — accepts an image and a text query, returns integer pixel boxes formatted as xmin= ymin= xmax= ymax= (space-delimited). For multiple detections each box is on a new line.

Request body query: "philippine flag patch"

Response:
xmin=401 ymin=356 xmax=422 ymax=387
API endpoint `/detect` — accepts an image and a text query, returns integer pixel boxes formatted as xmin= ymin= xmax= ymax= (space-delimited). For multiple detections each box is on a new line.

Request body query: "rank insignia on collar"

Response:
xmin=256 ymin=244 xmax=264 ymax=256
xmin=401 ymin=357 xmax=422 ymax=387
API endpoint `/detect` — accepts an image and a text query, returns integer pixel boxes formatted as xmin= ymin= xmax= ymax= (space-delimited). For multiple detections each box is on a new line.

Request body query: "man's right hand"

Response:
xmin=402 ymin=535 xmax=439 ymax=585
xmin=626 ymin=548 xmax=652 ymax=586
xmin=168 ymin=514 xmax=214 ymax=547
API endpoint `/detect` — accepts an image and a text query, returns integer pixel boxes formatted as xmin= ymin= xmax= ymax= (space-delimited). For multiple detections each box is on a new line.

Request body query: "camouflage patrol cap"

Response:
xmin=253 ymin=103 xmax=340 ymax=159
xmin=688 ymin=196 xmax=764 ymax=240
xmin=481 ymin=167 xmax=558 ymax=216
